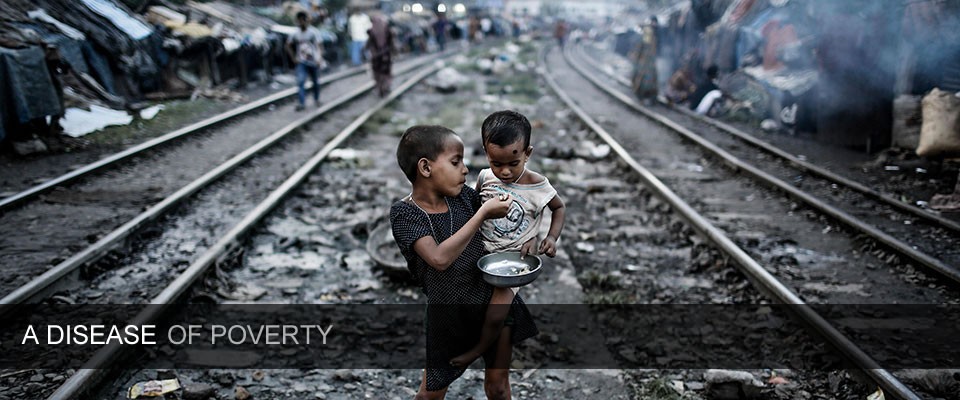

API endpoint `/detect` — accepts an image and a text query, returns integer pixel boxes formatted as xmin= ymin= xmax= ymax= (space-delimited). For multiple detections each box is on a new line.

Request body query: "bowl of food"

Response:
xmin=477 ymin=252 xmax=542 ymax=288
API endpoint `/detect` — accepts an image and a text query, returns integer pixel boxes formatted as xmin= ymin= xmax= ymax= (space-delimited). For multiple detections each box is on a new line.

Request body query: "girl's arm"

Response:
xmin=412 ymin=196 xmax=510 ymax=271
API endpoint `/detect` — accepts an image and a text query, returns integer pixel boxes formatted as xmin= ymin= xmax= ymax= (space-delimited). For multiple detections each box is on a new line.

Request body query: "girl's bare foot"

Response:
xmin=449 ymin=351 xmax=480 ymax=368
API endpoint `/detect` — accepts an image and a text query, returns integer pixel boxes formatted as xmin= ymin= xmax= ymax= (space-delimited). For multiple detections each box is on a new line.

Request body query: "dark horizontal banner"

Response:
xmin=0 ymin=304 xmax=956 ymax=369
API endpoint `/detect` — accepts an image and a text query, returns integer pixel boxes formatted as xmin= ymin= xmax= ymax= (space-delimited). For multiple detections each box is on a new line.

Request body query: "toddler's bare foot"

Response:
xmin=449 ymin=351 xmax=480 ymax=368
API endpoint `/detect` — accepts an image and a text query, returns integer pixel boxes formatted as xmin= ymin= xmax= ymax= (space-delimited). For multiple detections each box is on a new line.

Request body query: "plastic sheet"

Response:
xmin=59 ymin=105 xmax=132 ymax=137
xmin=27 ymin=8 xmax=85 ymax=40
xmin=0 ymin=46 xmax=62 ymax=124
xmin=80 ymin=0 xmax=152 ymax=40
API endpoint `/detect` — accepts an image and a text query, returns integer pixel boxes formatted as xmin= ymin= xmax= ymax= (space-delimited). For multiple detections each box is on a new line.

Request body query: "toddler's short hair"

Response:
xmin=397 ymin=125 xmax=458 ymax=183
xmin=481 ymin=110 xmax=531 ymax=149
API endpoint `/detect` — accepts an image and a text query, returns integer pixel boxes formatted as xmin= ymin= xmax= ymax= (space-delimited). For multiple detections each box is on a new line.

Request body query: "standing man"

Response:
xmin=433 ymin=12 xmax=449 ymax=52
xmin=286 ymin=11 xmax=323 ymax=111
xmin=348 ymin=9 xmax=372 ymax=66
xmin=366 ymin=14 xmax=393 ymax=97
xmin=554 ymin=19 xmax=567 ymax=48
xmin=630 ymin=21 xmax=659 ymax=104
xmin=468 ymin=16 xmax=481 ymax=43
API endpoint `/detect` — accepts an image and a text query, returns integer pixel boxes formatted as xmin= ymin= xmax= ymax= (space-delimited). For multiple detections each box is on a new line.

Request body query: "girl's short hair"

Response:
xmin=397 ymin=125 xmax=458 ymax=183
xmin=481 ymin=110 xmax=531 ymax=149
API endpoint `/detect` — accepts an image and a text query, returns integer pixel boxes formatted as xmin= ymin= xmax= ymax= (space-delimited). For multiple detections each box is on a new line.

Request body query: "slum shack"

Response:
xmin=0 ymin=0 xmax=160 ymax=147
xmin=0 ymin=0 xmax=314 ymax=150
xmin=647 ymin=0 xmax=960 ymax=153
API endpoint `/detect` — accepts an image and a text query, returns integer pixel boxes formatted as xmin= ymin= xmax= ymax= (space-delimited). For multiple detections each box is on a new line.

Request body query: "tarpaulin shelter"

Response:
xmin=1 ymin=0 xmax=161 ymax=98
xmin=0 ymin=47 xmax=62 ymax=142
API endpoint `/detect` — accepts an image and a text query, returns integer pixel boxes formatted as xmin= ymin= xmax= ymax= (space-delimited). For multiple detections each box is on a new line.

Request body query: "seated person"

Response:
xmin=689 ymin=65 xmax=719 ymax=111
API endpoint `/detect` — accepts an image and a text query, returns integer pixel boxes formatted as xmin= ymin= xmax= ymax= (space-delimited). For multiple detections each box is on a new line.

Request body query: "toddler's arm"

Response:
xmin=539 ymin=194 xmax=565 ymax=257
xmin=412 ymin=195 xmax=511 ymax=271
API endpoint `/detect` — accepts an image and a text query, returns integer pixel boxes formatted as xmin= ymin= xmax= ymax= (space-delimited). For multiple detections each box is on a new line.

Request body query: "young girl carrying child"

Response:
xmin=449 ymin=110 xmax=566 ymax=368
xmin=390 ymin=125 xmax=539 ymax=399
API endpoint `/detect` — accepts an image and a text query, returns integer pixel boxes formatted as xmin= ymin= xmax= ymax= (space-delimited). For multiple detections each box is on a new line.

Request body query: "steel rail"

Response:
xmin=0 ymin=53 xmax=445 ymax=306
xmin=572 ymin=44 xmax=960 ymax=234
xmin=45 ymin=62 xmax=444 ymax=400
xmin=561 ymin=46 xmax=960 ymax=286
xmin=0 ymin=54 xmax=429 ymax=214
xmin=542 ymin=46 xmax=920 ymax=400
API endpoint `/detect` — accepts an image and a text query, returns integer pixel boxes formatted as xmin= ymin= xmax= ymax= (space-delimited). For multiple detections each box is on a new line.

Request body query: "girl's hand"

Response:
xmin=480 ymin=193 xmax=511 ymax=219
xmin=520 ymin=237 xmax=538 ymax=259
xmin=538 ymin=236 xmax=557 ymax=257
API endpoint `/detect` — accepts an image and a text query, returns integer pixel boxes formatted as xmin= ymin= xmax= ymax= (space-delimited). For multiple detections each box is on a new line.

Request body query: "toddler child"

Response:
xmin=449 ymin=110 xmax=566 ymax=368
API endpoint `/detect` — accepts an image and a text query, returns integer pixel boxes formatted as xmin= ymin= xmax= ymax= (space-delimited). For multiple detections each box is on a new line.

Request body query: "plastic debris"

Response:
xmin=767 ymin=375 xmax=790 ymax=385
xmin=60 ymin=105 xmax=133 ymax=137
xmin=139 ymin=105 xmax=164 ymax=120
xmin=427 ymin=67 xmax=469 ymax=93
xmin=760 ymin=119 xmax=779 ymax=131
xmin=127 ymin=378 xmax=181 ymax=398
xmin=82 ymin=0 xmax=153 ymax=40
xmin=866 ymin=388 xmax=884 ymax=400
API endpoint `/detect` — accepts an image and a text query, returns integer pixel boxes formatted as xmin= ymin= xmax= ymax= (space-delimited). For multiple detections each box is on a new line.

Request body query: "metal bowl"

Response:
xmin=365 ymin=221 xmax=410 ymax=280
xmin=477 ymin=252 xmax=542 ymax=288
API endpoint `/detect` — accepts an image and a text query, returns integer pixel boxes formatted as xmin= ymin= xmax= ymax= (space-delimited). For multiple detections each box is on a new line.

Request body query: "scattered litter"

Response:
xmin=574 ymin=140 xmax=611 ymax=160
xmin=575 ymin=242 xmax=595 ymax=253
xmin=273 ymin=74 xmax=297 ymax=85
xmin=12 ymin=139 xmax=48 ymax=156
xmin=329 ymin=148 xmax=369 ymax=161
xmin=760 ymin=119 xmax=778 ymax=131
xmin=929 ymin=193 xmax=960 ymax=212
xmin=235 ymin=386 xmax=252 ymax=400
xmin=670 ymin=380 xmax=685 ymax=394
xmin=127 ymin=378 xmax=181 ymax=399
xmin=767 ymin=375 xmax=790 ymax=385
xmin=476 ymin=58 xmax=493 ymax=72
xmin=139 ymin=105 xmax=164 ymax=120
xmin=60 ymin=105 xmax=133 ymax=137
xmin=623 ymin=264 xmax=643 ymax=272
xmin=480 ymin=94 xmax=499 ymax=103
xmin=705 ymin=369 xmax=764 ymax=399
xmin=884 ymin=165 xmax=900 ymax=171
xmin=427 ymin=67 xmax=468 ymax=93
xmin=866 ymin=388 xmax=884 ymax=400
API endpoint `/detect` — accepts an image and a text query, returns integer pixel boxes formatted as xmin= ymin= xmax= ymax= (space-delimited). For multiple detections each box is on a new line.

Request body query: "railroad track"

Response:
xmin=40 ymin=61 xmax=446 ymax=400
xmin=0 ymin=52 xmax=449 ymax=304
xmin=0 ymin=62 xmax=379 ymax=213
xmin=541 ymin=45 xmax=930 ymax=399
xmin=565 ymin=43 xmax=960 ymax=286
